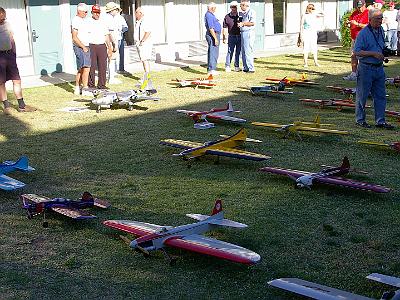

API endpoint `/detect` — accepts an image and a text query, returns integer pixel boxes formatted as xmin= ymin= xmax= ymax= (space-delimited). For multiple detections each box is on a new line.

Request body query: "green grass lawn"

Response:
xmin=1 ymin=47 xmax=399 ymax=299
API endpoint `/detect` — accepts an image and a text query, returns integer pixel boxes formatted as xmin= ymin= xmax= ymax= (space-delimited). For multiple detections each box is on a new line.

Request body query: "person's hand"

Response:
xmin=238 ymin=22 xmax=243 ymax=28
xmin=374 ymin=52 xmax=385 ymax=61
xmin=215 ymin=39 xmax=219 ymax=46
xmin=222 ymin=37 xmax=227 ymax=44
xmin=83 ymin=46 xmax=89 ymax=53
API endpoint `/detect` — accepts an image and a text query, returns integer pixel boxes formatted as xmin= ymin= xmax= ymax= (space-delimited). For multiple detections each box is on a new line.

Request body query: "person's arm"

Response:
xmin=72 ymin=29 xmax=89 ymax=52
xmin=105 ymin=34 xmax=113 ymax=58
xmin=139 ymin=31 xmax=151 ymax=46
xmin=354 ymin=32 xmax=384 ymax=61
xmin=299 ymin=14 xmax=305 ymax=41
xmin=222 ymin=27 xmax=228 ymax=44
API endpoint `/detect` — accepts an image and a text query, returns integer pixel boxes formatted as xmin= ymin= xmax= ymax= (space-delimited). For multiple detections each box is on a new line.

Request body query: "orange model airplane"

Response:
xmin=171 ymin=74 xmax=216 ymax=88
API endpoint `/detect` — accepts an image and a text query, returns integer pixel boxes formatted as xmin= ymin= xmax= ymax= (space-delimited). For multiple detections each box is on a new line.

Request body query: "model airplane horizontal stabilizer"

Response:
xmin=0 ymin=156 xmax=35 ymax=191
xmin=160 ymin=128 xmax=270 ymax=162
xmin=104 ymin=200 xmax=261 ymax=265
xmin=366 ymin=273 xmax=400 ymax=288
xmin=268 ymin=278 xmax=374 ymax=300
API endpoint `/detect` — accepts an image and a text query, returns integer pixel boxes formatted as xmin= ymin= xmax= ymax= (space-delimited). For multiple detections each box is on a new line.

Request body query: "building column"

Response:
xmin=59 ymin=0 xmax=75 ymax=74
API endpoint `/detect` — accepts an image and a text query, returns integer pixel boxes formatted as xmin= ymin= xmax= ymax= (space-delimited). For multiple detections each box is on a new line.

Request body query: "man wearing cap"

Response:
xmin=343 ymin=0 xmax=368 ymax=81
xmin=134 ymin=7 xmax=153 ymax=75
xmin=372 ymin=0 xmax=384 ymax=9
xmin=353 ymin=8 xmax=394 ymax=129
xmin=104 ymin=2 xmax=128 ymax=84
xmin=71 ymin=3 xmax=92 ymax=96
xmin=0 ymin=7 xmax=36 ymax=115
xmin=204 ymin=2 xmax=221 ymax=76
xmin=87 ymin=4 xmax=113 ymax=90
xmin=383 ymin=2 xmax=398 ymax=51
xmin=238 ymin=0 xmax=256 ymax=73
xmin=223 ymin=1 xmax=241 ymax=72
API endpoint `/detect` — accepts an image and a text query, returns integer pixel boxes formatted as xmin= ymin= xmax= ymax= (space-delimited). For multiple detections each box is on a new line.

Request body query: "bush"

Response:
xmin=339 ymin=10 xmax=353 ymax=48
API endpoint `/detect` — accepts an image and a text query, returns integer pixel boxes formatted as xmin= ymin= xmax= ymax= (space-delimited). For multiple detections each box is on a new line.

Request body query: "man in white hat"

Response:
xmin=222 ymin=1 xmax=241 ymax=72
xmin=104 ymin=2 xmax=128 ymax=84
xmin=238 ymin=0 xmax=256 ymax=73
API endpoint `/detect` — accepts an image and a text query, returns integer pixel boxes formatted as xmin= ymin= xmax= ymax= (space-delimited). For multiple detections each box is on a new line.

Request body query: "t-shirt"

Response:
xmin=134 ymin=17 xmax=152 ymax=45
xmin=383 ymin=9 xmax=398 ymax=30
xmin=0 ymin=21 xmax=12 ymax=51
xmin=223 ymin=13 xmax=240 ymax=35
xmin=71 ymin=15 xmax=90 ymax=46
xmin=349 ymin=9 xmax=369 ymax=40
xmin=87 ymin=17 xmax=109 ymax=45
xmin=104 ymin=13 xmax=128 ymax=42
xmin=205 ymin=11 xmax=221 ymax=34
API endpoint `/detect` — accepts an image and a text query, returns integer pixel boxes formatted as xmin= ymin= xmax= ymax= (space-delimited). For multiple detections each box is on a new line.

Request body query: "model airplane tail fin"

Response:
xmin=313 ymin=115 xmax=321 ymax=127
xmin=13 ymin=156 xmax=34 ymax=172
xmin=207 ymin=74 xmax=214 ymax=81
xmin=340 ymin=156 xmax=350 ymax=170
xmin=81 ymin=191 xmax=94 ymax=202
xmin=211 ymin=199 xmax=222 ymax=215
xmin=227 ymin=101 xmax=234 ymax=112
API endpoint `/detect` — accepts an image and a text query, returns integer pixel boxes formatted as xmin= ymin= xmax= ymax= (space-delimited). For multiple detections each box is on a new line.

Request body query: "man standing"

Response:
xmin=343 ymin=0 xmax=368 ymax=81
xmin=87 ymin=4 xmax=112 ymax=90
xmin=383 ymin=2 xmax=398 ymax=51
xmin=238 ymin=0 xmax=256 ymax=73
xmin=354 ymin=8 xmax=394 ymax=129
xmin=134 ymin=7 xmax=153 ymax=76
xmin=0 ymin=7 xmax=35 ymax=115
xmin=223 ymin=1 xmax=241 ymax=72
xmin=204 ymin=2 xmax=221 ymax=76
xmin=71 ymin=3 xmax=92 ymax=96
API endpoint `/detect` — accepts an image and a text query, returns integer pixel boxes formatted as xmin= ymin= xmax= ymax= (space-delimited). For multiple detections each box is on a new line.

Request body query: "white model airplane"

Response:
xmin=268 ymin=273 xmax=400 ymax=299
xmin=103 ymin=199 xmax=261 ymax=265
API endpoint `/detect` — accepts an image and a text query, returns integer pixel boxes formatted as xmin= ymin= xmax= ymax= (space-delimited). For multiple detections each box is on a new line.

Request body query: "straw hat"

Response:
xmin=105 ymin=2 xmax=121 ymax=13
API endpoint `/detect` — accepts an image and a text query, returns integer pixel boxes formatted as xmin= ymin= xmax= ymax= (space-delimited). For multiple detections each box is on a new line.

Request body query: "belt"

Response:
xmin=360 ymin=61 xmax=383 ymax=67
xmin=0 ymin=50 xmax=12 ymax=54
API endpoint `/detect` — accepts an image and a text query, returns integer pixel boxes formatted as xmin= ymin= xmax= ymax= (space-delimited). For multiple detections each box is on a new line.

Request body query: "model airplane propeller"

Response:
xmin=259 ymin=156 xmax=391 ymax=193
xmin=103 ymin=199 xmax=261 ymax=265
xmin=252 ymin=115 xmax=349 ymax=139
xmin=250 ymin=80 xmax=293 ymax=96
xmin=22 ymin=191 xmax=111 ymax=227
xmin=0 ymin=156 xmax=35 ymax=191
xmin=160 ymin=128 xmax=270 ymax=165
xmin=177 ymin=101 xmax=246 ymax=129
xmin=266 ymin=73 xmax=319 ymax=87
xmin=269 ymin=273 xmax=400 ymax=300
xmin=359 ymin=140 xmax=400 ymax=152
xmin=171 ymin=74 xmax=216 ymax=88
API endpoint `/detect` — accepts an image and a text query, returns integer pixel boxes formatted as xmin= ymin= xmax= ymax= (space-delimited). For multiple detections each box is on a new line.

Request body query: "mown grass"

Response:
xmin=0 ymin=47 xmax=399 ymax=299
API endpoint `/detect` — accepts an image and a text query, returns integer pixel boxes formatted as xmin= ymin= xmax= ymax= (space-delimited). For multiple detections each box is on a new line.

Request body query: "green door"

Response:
xmin=28 ymin=0 xmax=64 ymax=75
xmin=252 ymin=0 xmax=265 ymax=51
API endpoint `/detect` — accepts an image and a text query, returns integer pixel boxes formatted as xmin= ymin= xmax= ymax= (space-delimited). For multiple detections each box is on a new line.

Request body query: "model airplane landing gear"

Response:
xmin=42 ymin=211 xmax=48 ymax=228
xmin=161 ymin=249 xmax=177 ymax=266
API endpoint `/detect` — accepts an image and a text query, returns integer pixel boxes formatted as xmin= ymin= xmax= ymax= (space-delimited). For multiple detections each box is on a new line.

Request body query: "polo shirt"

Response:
xmin=205 ymin=11 xmax=221 ymax=34
xmin=354 ymin=25 xmax=385 ymax=65
xmin=87 ymin=17 xmax=109 ymax=45
xmin=223 ymin=13 xmax=240 ymax=35
xmin=239 ymin=9 xmax=256 ymax=32
xmin=349 ymin=9 xmax=369 ymax=40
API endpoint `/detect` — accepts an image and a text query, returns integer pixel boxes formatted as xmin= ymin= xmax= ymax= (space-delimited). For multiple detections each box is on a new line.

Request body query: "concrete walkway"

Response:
xmin=6 ymin=42 xmax=341 ymax=90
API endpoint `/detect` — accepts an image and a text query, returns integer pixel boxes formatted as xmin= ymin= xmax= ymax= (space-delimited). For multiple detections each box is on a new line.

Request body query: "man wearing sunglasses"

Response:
xmin=223 ymin=1 xmax=241 ymax=72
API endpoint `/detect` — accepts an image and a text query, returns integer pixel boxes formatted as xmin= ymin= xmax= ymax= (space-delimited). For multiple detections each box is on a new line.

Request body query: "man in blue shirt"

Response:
xmin=354 ymin=8 xmax=394 ymax=129
xmin=204 ymin=2 xmax=221 ymax=76
xmin=238 ymin=0 xmax=256 ymax=73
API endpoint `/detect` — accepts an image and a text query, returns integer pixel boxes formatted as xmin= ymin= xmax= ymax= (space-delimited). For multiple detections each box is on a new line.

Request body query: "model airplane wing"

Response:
xmin=164 ymin=234 xmax=260 ymax=265
xmin=51 ymin=206 xmax=96 ymax=219
xmin=252 ymin=122 xmax=284 ymax=129
xmin=367 ymin=273 xmax=400 ymax=287
xmin=160 ymin=139 xmax=204 ymax=150
xmin=314 ymin=176 xmax=391 ymax=193
xmin=103 ymin=220 xmax=173 ymax=237
xmin=93 ymin=198 xmax=111 ymax=208
xmin=259 ymin=167 xmax=311 ymax=179
xmin=206 ymin=115 xmax=247 ymax=123
xmin=295 ymin=126 xmax=349 ymax=135
xmin=204 ymin=147 xmax=270 ymax=161
xmin=0 ymin=174 xmax=27 ymax=191
xmin=268 ymin=278 xmax=373 ymax=300
xmin=176 ymin=109 xmax=200 ymax=115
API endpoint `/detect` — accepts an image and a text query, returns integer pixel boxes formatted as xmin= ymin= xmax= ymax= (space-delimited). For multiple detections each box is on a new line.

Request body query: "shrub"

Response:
xmin=339 ymin=10 xmax=353 ymax=48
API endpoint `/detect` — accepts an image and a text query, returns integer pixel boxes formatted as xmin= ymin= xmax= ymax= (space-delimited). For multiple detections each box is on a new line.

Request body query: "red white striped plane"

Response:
xmin=103 ymin=200 xmax=260 ymax=265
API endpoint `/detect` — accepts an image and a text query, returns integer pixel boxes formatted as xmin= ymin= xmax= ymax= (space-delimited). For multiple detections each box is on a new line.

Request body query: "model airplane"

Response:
xmin=386 ymin=109 xmax=400 ymax=122
xmin=268 ymin=273 xmax=400 ymax=300
xmin=300 ymin=98 xmax=371 ymax=111
xmin=250 ymin=81 xmax=293 ymax=96
xmin=386 ymin=77 xmax=400 ymax=86
xmin=103 ymin=199 xmax=261 ymax=265
xmin=22 ymin=191 xmax=110 ymax=227
xmin=252 ymin=115 xmax=349 ymax=139
xmin=259 ymin=156 xmax=391 ymax=193
xmin=177 ymin=101 xmax=246 ymax=129
xmin=359 ymin=140 xmax=400 ymax=152
xmin=265 ymin=74 xmax=319 ymax=86
xmin=172 ymin=74 xmax=216 ymax=88
xmin=0 ymin=156 xmax=35 ymax=191
xmin=327 ymin=85 xmax=356 ymax=96
xmin=160 ymin=128 xmax=270 ymax=164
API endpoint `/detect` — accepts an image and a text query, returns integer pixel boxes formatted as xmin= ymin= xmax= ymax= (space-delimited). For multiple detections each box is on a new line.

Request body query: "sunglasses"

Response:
xmin=230 ymin=6 xmax=237 ymax=8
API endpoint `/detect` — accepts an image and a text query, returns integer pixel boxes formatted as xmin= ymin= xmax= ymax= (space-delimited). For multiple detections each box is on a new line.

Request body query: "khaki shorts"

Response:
xmin=136 ymin=43 xmax=153 ymax=61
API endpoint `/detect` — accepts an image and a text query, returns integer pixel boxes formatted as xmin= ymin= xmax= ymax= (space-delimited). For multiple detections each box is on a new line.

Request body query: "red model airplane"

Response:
xmin=300 ymin=98 xmax=371 ymax=111
xmin=259 ymin=156 xmax=391 ymax=193
xmin=386 ymin=109 xmax=400 ymax=122
xmin=172 ymin=74 xmax=216 ymax=88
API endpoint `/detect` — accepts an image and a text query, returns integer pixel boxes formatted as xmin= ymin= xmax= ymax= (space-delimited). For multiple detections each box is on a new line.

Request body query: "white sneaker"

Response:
xmin=234 ymin=67 xmax=241 ymax=72
xmin=81 ymin=88 xmax=93 ymax=97
xmin=74 ymin=86 xmax=81 ymax=95
xmin=225 ymin=66 xmax=231 ymax=72
xmin=343 ymin=73 xmax=357 ymax=81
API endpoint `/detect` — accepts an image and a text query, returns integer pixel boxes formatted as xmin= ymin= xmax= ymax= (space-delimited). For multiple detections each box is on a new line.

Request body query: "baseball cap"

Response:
xmin=356 ymin=0 xmax=366 ymax=7
xmin=91 ymin=4 xmax=101 ymax=13
xmin=389 ymin=1 xmax=395 ymax=5
xmin=374 ymin=0 xmax=385 ymax=4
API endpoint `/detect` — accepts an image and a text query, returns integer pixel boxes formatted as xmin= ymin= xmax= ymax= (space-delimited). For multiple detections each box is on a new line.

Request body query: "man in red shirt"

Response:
xmin=343 ymin=0 xmax=369 ymax=81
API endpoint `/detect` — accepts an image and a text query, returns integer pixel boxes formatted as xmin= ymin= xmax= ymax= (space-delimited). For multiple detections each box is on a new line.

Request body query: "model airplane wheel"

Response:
xmin=128 ymin=106 xmax=134 ymax=111
xmin=42 ymin=221 xmax=49 ymax=228
xmin=27 ymin=212 xmax=33 ymax=220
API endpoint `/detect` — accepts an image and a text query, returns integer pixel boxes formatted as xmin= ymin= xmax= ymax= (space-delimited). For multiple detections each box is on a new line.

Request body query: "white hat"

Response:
xmin=230 ymin=1 xmax=239 ymax=6
xmin=77 ymin=3 xmax=88 ymax=12
xmin=105 ymin=2 xmax=121 ymax=13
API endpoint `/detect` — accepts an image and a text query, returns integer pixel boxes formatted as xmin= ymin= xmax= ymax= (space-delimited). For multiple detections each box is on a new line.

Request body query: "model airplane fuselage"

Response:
xmin=173 ymin=75 xmax=216 ymax=88
xmin=250 ymin=81 xmax=293 ymax=96
xmin=0 ymin=156 xmax=35 ymax=191
xmin=177 ymin=101 xmax=246 ymax=129
xmin=104 ymin=200 xmax=261 ymax=265
xmin=260 ymin=156 xmax=391 ymax=193
xmin=359 ymin=140 xmax=400 ymax=152
xmin=22 ymin=192 xmax=110 ymax=227
xmin=266 ymin=75 xmax=319 ymax=87
xmin=327 ymin=85 xmax=357 ymax=95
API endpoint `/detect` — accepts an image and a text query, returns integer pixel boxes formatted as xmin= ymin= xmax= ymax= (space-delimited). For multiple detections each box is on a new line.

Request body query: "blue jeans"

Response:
xmin=386 ymin=29 xmax=397 ymax=51
xmin=225 ymin=35 xmax=241 ymax=68
xmin=241 ymin=30 xmax=255 ymax=72
xmin=206 ymin=33 xmax=220 ymax=72
xmin=356 ymin=62 xmax=387 ymax=124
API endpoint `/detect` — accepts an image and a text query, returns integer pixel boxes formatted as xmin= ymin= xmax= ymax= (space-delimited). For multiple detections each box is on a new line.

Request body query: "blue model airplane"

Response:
xmin=0 ymin=156 xmax=35 ymax=191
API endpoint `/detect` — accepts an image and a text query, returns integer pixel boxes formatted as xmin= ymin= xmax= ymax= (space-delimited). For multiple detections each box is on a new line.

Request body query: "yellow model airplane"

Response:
xmin=252 ymin=115 xmax=349 ymax=139
xmin=160 ymin=128 xmax=270 ymax=163
xmin=359 ymin=140 xmax=400 ymax=152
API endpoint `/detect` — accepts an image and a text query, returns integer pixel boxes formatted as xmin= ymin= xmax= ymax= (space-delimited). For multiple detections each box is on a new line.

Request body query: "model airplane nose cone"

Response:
xmin=130 ymin=240 xmax=138 ymax=249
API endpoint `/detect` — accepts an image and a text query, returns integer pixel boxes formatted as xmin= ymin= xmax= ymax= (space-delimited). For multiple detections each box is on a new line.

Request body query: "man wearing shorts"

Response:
xmin=0 ymin=7 xmax=36 ymax=115
xmin=134 ymin=7 xmax=152 ymax=75
xmin=71 ymin=3 xmax=92 ymax=96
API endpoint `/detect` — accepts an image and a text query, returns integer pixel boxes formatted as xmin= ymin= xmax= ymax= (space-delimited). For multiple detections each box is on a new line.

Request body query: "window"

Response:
xmin=273 ymin=0 xmax=286 ymax=34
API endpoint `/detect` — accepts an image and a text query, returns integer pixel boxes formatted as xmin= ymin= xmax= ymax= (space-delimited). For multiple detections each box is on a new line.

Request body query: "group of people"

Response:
xmin=205 ymin=0 xmax=256 ymax=75
xmin=72 ymin=2 xmax=152 ymax=95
